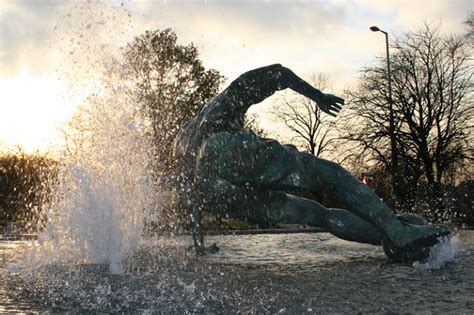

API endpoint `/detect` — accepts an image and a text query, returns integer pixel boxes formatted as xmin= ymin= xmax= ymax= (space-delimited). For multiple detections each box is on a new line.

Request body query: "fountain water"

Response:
xmin=24 ymin=90 xmax=155 ymax=275
xmin=413 ymin=235 xmax=460 ymax=271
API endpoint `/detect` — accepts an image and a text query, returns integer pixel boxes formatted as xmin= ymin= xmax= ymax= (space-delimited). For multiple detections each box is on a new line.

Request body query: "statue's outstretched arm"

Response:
xmin=225 ymin=64 xmax=344 ymax=117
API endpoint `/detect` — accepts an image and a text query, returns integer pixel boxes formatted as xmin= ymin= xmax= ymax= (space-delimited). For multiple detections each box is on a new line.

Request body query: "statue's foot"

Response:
xmin=383 ymin=220 xmax=451 ymax=263
xmin=382 ymin=235 xmax=433 ymax=263
xmin=187 ymin=243 xmax=220 ymax=256
xmin=203 ymin=242 xmax=220 ymax=255
xmin=387 ymin=221 xmax=451 ymax=250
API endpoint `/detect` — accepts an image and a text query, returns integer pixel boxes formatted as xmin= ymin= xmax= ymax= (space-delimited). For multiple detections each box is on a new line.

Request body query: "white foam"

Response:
xmin=413 ymin=234 xmax=459 ymax=271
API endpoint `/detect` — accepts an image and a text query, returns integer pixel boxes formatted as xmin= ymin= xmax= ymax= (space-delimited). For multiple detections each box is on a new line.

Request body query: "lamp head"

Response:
xmin=370 ymin=26 xmax=380 ymax=32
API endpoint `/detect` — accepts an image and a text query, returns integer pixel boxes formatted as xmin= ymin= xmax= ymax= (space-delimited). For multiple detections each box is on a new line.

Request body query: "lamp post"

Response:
xmin=370 ymin=25 xmax=398 ymax=183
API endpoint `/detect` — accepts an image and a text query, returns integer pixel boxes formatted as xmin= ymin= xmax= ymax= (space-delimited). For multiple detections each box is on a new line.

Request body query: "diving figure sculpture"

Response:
xmin=173 ymin=64 xmax=451 ymax=263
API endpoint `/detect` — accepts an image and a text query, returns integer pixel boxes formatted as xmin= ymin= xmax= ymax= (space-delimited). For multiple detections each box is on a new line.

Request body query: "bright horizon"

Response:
xmin=0 ymin=0 xmax=471 ymax=153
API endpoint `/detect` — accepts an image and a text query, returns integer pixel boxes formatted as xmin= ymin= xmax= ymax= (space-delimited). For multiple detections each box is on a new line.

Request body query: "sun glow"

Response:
xmin=0 ymin=74 xmax=76 ymax=153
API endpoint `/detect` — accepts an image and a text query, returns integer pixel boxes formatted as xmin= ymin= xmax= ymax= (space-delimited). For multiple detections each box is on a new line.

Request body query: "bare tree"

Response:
xmin=272 ymin=74 xmax=337 ymax=157
xmin=341 ymin=24 xmax=473 ymax=213
xmin=244 ymin=113 xmax=270 ymax=138
xmin=465 ymin=11 xmax=474 ymax=43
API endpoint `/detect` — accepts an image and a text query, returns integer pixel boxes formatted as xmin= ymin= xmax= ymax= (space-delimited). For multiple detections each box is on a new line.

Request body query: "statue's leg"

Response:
xmin=198 ymin=131 xmax=450 ymax=254
xmin=295 ymin=152 xmax=451 ymax=251
xmin=199 ymin=177 xmax=382 ymax=245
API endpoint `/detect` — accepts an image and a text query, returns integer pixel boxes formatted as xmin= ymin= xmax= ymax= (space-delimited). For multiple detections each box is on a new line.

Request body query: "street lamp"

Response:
xmin=370 ymin=25 xmax=397 ymax=178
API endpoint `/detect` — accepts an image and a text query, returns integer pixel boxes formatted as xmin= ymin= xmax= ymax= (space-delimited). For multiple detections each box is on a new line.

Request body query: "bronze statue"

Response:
xmin=173 ymin=64 xmax=451 ymax=263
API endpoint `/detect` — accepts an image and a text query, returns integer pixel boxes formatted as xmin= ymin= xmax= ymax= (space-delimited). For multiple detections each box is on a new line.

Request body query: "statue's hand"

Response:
xmin=318 ymin=93 xmax=344 ymax=117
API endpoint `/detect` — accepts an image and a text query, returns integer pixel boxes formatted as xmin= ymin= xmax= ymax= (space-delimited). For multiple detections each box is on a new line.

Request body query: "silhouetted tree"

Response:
xmin=341 ymin=24 xmax=473 ymax=215
xmin=465 ymin=11 xmax=474 ymax=43
xmin=120 ymin=29 xmax=225 ymax=174
xmin=272 ymin=74 xmax=337 ymax=157
xmin=0 ymin=149 xmax=58 ymax=231
xmin=244 ymin=113 xmax=270 ymax=138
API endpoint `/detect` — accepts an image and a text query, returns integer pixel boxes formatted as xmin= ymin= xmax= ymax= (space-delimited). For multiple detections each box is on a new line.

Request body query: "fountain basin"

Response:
xmin=1 ymin=230 xmax=472 ymax=313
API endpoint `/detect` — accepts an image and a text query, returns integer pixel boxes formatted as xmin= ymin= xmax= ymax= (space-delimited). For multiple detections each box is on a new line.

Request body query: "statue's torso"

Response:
xmin=173 ymin=90 xmax=245 ymax=180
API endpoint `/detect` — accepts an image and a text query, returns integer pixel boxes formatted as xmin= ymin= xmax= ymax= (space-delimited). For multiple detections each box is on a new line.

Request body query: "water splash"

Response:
xmin=7 ymin=0 xmax=172 ymax=278
xmin=13 ymin=82 xmax=159 ymax=275
xmin=413 ymin=234 xmax=459 ymax=271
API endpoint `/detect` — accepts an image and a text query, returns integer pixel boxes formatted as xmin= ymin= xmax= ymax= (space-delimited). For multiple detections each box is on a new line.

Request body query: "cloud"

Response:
xmin=0 ymin=0 xmax=471 ymax=85
xmin=0 ymin=0 xmax=137 ymax=79
xmin=0 ymin=1 xmax=63 ymax=76
xmin=353 ymin=0 xmax=471 ymax=35
xmin=132 ymin=1 xmax=351 ymax=86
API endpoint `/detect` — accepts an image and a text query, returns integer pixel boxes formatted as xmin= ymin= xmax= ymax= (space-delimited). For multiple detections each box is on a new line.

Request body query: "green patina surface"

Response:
xmin=174 ymin=64 xmax=451 ymax=262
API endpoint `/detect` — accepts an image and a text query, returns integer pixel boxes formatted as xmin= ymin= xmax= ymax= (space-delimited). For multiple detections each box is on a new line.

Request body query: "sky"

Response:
xmin=0 ymin=0 xmax=472 ymax=153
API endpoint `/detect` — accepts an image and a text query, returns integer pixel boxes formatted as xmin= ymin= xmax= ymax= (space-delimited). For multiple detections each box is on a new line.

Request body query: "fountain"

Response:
xmin=1 ymin=4 xmax=472 ymax=314
xmin=0 ymin=63 xmax=469 ymax=313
